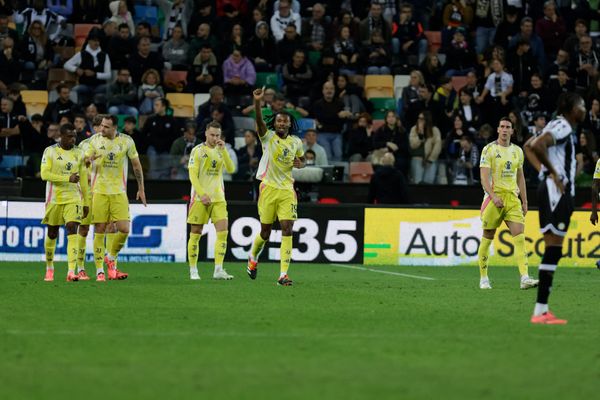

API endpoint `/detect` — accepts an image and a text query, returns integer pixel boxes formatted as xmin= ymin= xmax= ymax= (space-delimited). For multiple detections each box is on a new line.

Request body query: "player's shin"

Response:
xmin=250 ymin=234 xmax=266 ymax=261
xmin=280 ymin=235 xmax=292 ymax=277
xmin=44 ymin=236 xmax=57 ymax=270
xmin=67 ymin=234 xmax=78 ymax=273
xmin=109 ymin=232 xmax=128 ymax=259
xmin=187 ymin=233 xmax=201 ymax=269
xmin=93 ymin=233 xmax=105 ymax=273
xmin=478 ymin=237 xmax=492 ymax=278
xmin=534 ymin=246 xmax=562 ymax=315
xmin=77 ymin=233 xmax=87 ymax=272
xmin=214 ymin=230 xmax=228 ymax=271
xmin=514 ymin=233 xmax=528 ymax=277
xmin=105 ymin=232 xmax=116 ymax=256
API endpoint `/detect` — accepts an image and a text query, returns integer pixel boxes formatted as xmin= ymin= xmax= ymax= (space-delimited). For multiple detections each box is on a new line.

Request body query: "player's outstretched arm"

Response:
xmin=253 ymin=86 xmax=268 ymax=138
xmin=131 ymin=157 xmax=147 ymax=206
xmin=591 ymin=179 xmax=600 ymax=225
xmin=517 ymin=168 xmax=528 ymax=215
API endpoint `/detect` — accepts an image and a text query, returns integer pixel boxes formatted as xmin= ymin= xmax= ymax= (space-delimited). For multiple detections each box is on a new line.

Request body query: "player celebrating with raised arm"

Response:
xmin=526 ymin=92 xmax=586 ymax=324
xmin=187 ymin=121 xmax=236 ymax=280
xmin=41 ymin=123 xmax=90 ymax=282
xmin=478 ymin=117 xmax=538 ymax=290
xmin=85 ymin=115 xmax=146 ymax=281
xmin=247 ymin=86 xmax=305 ymax=286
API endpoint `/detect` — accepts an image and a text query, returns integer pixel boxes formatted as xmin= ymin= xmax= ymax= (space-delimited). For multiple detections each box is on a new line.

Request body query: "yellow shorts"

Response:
xmin=481 ymin=192 xmax=524 ymax=230
xmin=257 ymin=183 xmax=297 ymax=224
xmin=187 ymin=200 xmax=228 ymax=225
xmin=42 ymin=203 xmax=82 ymax=225
xmin=92 ymin=192 xmax=130 ymax=224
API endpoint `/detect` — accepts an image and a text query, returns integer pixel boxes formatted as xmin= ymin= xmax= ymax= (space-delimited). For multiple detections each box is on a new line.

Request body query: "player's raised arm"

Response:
xmin=528 ymin=131 xmax=564 ymax=193
xmin=253 ymin=86 xmax=268 ymax=138
xmin=131 ymin=157 xmax=146 ymax=206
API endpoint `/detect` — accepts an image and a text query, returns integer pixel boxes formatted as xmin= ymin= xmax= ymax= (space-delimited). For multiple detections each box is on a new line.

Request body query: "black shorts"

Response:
xmin=537 ymin=181 xmax=574 ymax=237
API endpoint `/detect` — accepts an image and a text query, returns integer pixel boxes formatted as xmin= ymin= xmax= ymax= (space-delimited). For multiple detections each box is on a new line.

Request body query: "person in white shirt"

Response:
xmin=476 ymin=57 xmax=514 ymax=128
xmin=302 ymin=129 xmax=329 ymax=166
xmin=270 ymin=0 xmax=301 ymax=42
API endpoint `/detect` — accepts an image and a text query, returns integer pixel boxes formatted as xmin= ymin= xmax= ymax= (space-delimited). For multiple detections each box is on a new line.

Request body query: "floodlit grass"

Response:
xmin=1 ymin=262 xmax=599 ymax=399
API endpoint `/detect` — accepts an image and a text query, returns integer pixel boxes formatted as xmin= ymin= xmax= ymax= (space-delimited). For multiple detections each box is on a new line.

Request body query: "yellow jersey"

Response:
xmin=256 ymin=130 xmax=304 ymax=190
xmin=480 ymin=141 xmax=523 ymax=195
xmin=594 ymin=159 xmax=600 ymax=180
xmin=84 ymin=133 xmax=139 ymax=195
xmin=40 ymin=143 xmax=90 ymax=206
xmin=188 ymin=143 xmax=236 ymax=202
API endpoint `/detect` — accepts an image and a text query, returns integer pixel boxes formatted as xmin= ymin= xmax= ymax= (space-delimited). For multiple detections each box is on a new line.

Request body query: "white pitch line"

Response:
xmin=330 ymin=264 xmax=436 ymax=281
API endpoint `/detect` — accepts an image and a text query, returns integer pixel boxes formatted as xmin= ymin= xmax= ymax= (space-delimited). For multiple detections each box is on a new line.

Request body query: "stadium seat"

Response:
xmin=348 ymin=74 xmax=364 ymax=88
xmin=54 ymin=46 xmax=75 ymax=64
xmin=364 ymin=75 xmax=394 ymax=99
xmin=255 ymin=72 xmax=279 ymax=90
xmin=166 ymin=93 xmax=194 ymax=117
xmin=48 ymin=89 xmax=78 ymax=104
xmin=164 ymin=70 xmax=188 ymax=92
xmin=21 ymin=90 xmax=48 ymax=116
xmin=307 ymin=50 xmax=321 ymax=67
xmin=233 ymin=116 xmax=256 ymax=132
xmin=424 ymin=30 xmax=442 ymax=53
xmin=297 ymin=118 xmax=316 ymax=134
xmin=451 ymin=76 xmax=468 ymax=92
xmin=370 ymin=98 xmax=396 ymax=120
xmin=134 ymin=5 xmax=158 ymax=26
xmin=47 ymin=69 xmax=77 ymax=90
xmin=394 ymin=74 xmax=410 ymax=99
xmin=0 ymin=155 xmax=25 ymax=178
xmin=349 ymin=162 xmax=374 ymax=183
xmin=194 ymin=93 xmax=210 ymax=115
xmin=74 ymin=23 xmax=101 ymax=49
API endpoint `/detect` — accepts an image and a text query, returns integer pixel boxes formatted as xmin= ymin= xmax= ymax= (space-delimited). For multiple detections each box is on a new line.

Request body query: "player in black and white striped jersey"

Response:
xmin=525 ymin=92 xmax=586 ymax=325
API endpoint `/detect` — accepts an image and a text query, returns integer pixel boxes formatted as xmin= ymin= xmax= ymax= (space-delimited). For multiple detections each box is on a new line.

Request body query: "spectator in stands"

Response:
xmin=373 ymin=110 xmax=409 ymax=175
xmin=162 ymin=25 xmax=189 ymax=71
xmin=509 ymin=17 xmax=546 ymax=72
xmin=493 ymin=6 xmax=520 ymax=49
xmin=400 ymin=70 xmax=425 ymax=122
xmin=158 ymin=0 xmax=193 ymax=40
xmin=474 ymin=123 xmax=494 ymax=150
xmin=236 ymin=129 xmax=262 ymax=181
xmin=576 ymin=130 xmax=597 ymax=182
xmin=276 ymin=22 xmax=304 ymax=65
xmin=247 ymin=21 xmax=277 ymax=72
xmin=221 ymin=23 xmax=245 ymax=61
xmin=0 ymin=38 xmax=22 ymax=95
xmin=346 ymin=112 xmax=374 ymax=162
xmin=247 ymin=7 xmax=267 ymax=36
xmin=72 ymin=0 xmax=109 ymax=24
xmin=333 ymin=26 xmax=360 ymax=75
xmin=108 ymin=23 xmax=136 ymax=70
xmin=406 ymin=83 xmax=435 ymax=129
xmin=143 ymin=97 xmax=183 ymax=178
xmin=535 ymin=0 xmax=567 ymax=60
xmin=0 ymin=97 xmax=22 ymax=155
xmin=444 ymin=114 xmax=469 ymax=175
xmin=311 ymin=50 xmax=339 ymax=100
xmin=368 ymin=152 xmax=409 ymax=204
xmin=270 ymin=0 xmax=301 ymax=42
xmin=42 ymin=84 xmax=80 ymax=124
xmin=222 ymin=48 xmax=256 ymax=96
xmin=335 ymin=74 xmax=366 ymax=117
xmin=0 ymin=14 xmax=19 ymax=50
xmin=74 ymin=113 xmax=90 ymax=143
xmin=170 ymin=120 xmax=201 ymax=180
xmin=13 ymin=0 xmax=65 ymax=42
xmin=393 ymin=2 xmax=426 ymax=64
xmin=108 ymin=68 xmax=138 ymax=117
xmin=303 ymin=129 xmax=329 ymax=166
xmin=311 ymin=80 xmax=352 ymax=162
xmin=442 ymin=0 xmax=474 ymax=33
xmin=242 ymin=87 xmax=275 ymax=117
xmin=546 ymin=49 xmax=572 ymax=82
xmin=198 ymin=103 xmax=234 ymax=145
xmin=360 ymin=29 xmax=391 ymax=75
xmin=420 ymin=53 xmax=444 ymax=86
xmin=521 ymin=73 xmax=551 ymax=125
xmin=301 ymin=2 xmax=330 ymax=52
xmin=444 ymin=27 xmax=476 ymax=77
xmin=454 ymin=134 xmax=479 ymax=184
xmin=583 ymin=98 xmax=600 ymax=144
xmin=473 ymin=0 xmax=503 ymax=55
xmin=409 ymin=110 xmax=441 ymax=184
xmin=476 ymin=58 xmax=513 ymax=128
xmin=99 ymin=20 xmax=117 ymax=52
xmin=188 ymin=23 xmax=219 ymax=63
xmin=19 ymin=21 xmax=54 ymax=75
xmin=359 ymin=1 xmax=391 ymax=46
xmin=21 ymin=114 xmax=50 ymax=176
xmin=122 ymin=115 xmax=146 ymax=154
xmin=134 ymin=21 xmax=161 ymax=52
xmin=432 ymin=76 xmax=458 ymax=135
xmin=282 ymin=50 xmax=313 ymax=99
xmin=507 ymin=39 xmax=538 ymax=99
xmin=128 ymin=37 xmax=164 ymax=85
xmin=573 ymin=34 xmax=600 ymax=93
xmin=563 ymin=19 xmax=588 ymax=58
xmin=456 ymin=88 xmax=481 ymax=133
xmin=331 ymin=10 xmax=361 ymax=45
xmin=508 ymin=109 xmax=529 ymax=148
xmin=108 ymin=1 xmax=134 ymax=34
xmin=187 ymin=45 xmax=220 ymax=94
xmin=64 ymin=28 xmax=111 ymax=105
xmin=138 ymin=69 xmax=165 ymax=115
xmin=246 ymin=21 xmax=277 ymax=72
xmin=6 ymin=87 xmax=27 ymax=118
xmin=188 ymin=0 xmax=214 ymax=37
xmin=528 ymin=112 xmax=547 ymax=138
xmin=461 ymin=70 xmax=482 ymax=99
xmin=196 ymin=86 xmax=233 ymax=128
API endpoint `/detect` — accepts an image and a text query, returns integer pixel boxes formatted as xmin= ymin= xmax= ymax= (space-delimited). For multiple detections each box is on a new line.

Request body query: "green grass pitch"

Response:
xmin=1 ymin=262 xmax=599 ymax=399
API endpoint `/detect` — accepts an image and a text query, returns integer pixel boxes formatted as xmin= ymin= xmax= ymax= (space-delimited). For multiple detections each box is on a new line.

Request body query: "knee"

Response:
xmin=47 ymin=230 xmax=58 ymax=240
xmin=119 ymin=227 xmax=130 ymax=235
xmin=260 ymin=227 xmax=271 ymax=240
xmin=79 ymin=225 xmax=89 ymax=236
xmin=281 ymin=227 xmax=293 ymax=236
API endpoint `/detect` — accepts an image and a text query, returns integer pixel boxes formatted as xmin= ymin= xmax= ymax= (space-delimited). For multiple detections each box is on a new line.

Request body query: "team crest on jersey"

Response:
xmin=211 ymin=160 xmax=217 ymax=168
xmin=505 ymin=161 xmax=512 ymax=170
xmin=107 ymin=152 xmax=115 ymax=161
xmin=283 ymin=148 xmax=289 ymax=158
xmin=66 ymin=162 xmax=73 ymax=171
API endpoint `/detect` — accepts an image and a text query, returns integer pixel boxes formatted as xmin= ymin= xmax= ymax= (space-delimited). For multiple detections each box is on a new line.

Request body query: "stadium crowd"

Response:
xmin=1 ymin=0 xmax=600 ymax=190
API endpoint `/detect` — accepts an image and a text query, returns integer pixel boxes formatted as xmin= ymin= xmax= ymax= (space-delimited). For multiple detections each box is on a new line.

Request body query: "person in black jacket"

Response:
xmin=368 ymin=152 xmax=409 ymax=204
xmin=246 ymin=21 xmax=277 ymax=72
xmin=142 ymin=97 xmax=182 ymax=179
xmin=128 ymin=36 xmax=164 ymax=85
xmin=42 ymin=84 xmax=81 ymax=123
xmin=372 ymin=110 xmax=410 ymax=175
xmin=346 ymin=112 xmax=373 ymax=161
xmin=107 ymin=23 xmax=136 ymax=70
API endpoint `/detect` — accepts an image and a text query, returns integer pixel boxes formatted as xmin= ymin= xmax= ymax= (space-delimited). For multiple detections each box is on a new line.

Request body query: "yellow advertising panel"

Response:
xmin=364 ymin=208 xmax=598 ymax=267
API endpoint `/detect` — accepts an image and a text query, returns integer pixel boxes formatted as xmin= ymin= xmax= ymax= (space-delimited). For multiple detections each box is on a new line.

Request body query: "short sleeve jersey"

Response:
xmin=542 ymin=116 xmax=576 ymax=196
xmin=480 ymin=141 xmax=524 ymax=195
xmin=255 ymin=130 xmax=304 ymax=190
xmin=188 ymin=143 xmax=228 ymax=202
xmin=85 ymin=133 xmax=139 ymax=195
xmin=40 ymin=144 xmax=86 ymax=205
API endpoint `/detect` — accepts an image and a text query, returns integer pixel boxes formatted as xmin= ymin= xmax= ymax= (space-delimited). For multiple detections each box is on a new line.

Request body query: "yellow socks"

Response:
xmin=215 ymin=230 xmax=228 ymax=269
xmin=67 ymin=234 xmax=77 ymax=273
xmin=44 ymin=236 xmax=56 ymax=269
xmin=93 ymin=233 xmax=105 ymax=270
xmin=250 ymin=234 xmax=266 ymax=261
xmin=514 ymin=233 xmax=529 ymax=277
xmin=187 ymin=233 xmax=201 ymax=268
xmin=478 ymin=237 xmax=492 ymax=279
xmin=280 ymin=235 xmax=292 ymax=276
xmin=105 ymin=232 xmax=116 ymax=256
xmin=109 ymin=232 xmax=128 ymax=258
xmin=77 ymin=234 xmax=87 ymax=270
